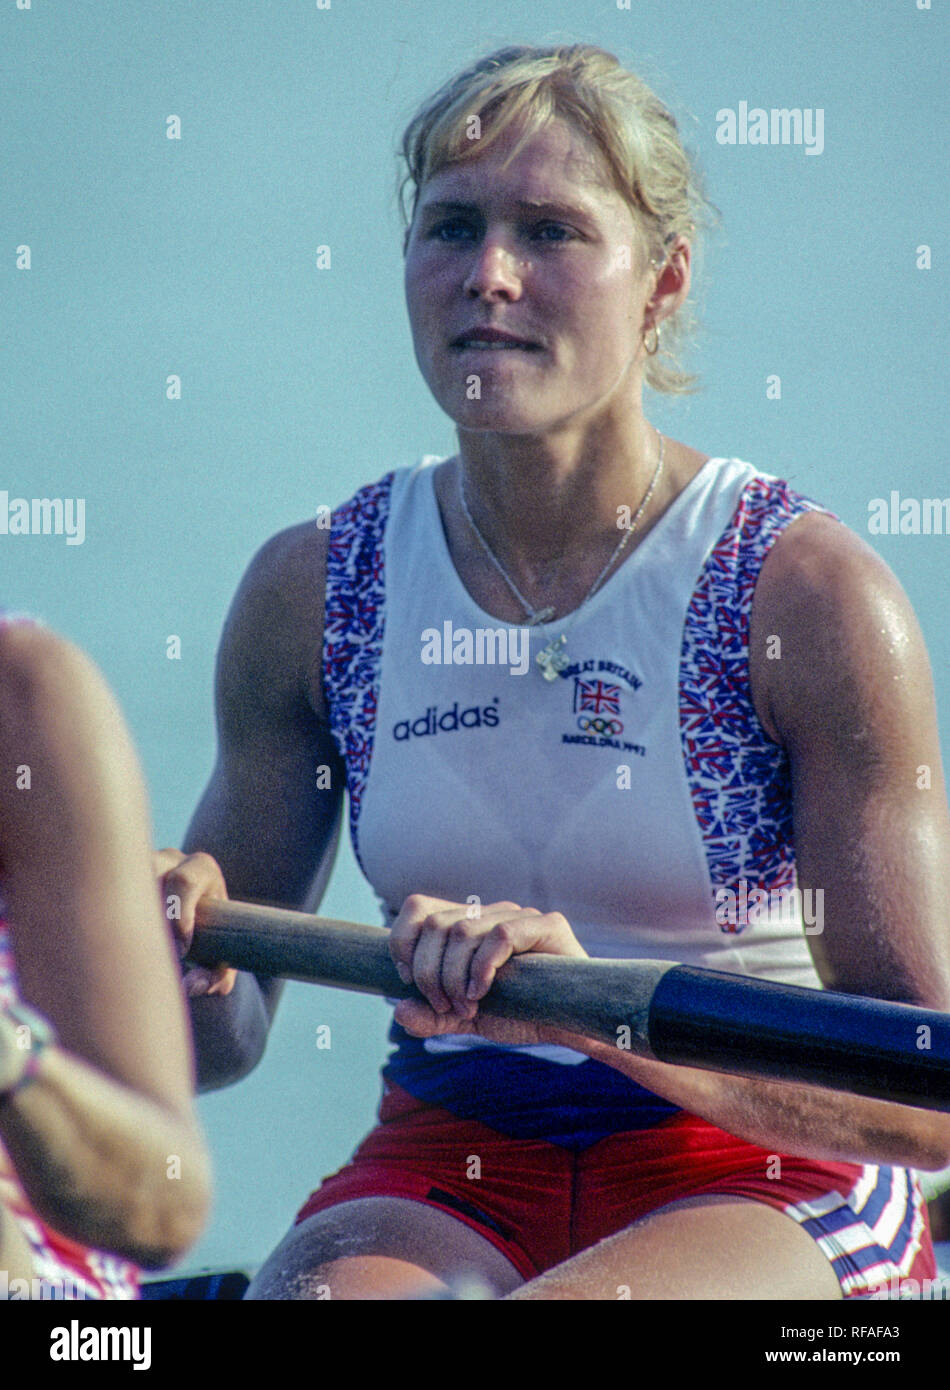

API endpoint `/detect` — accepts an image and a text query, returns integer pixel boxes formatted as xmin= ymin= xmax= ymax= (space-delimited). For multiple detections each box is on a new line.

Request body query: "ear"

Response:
xmin=643 ymin=237 xmax=691 ymax=331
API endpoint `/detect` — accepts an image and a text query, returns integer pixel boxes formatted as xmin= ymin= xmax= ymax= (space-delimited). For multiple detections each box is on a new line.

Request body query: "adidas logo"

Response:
xmin=393 ymin=698 xmax=500 ymax=741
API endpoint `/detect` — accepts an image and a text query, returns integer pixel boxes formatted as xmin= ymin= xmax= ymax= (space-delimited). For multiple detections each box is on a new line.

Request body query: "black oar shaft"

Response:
xmin=649 ymin=966 xmax=950 ymax=1111
xmin=188 ymin=899 xmax=950 ymax=1112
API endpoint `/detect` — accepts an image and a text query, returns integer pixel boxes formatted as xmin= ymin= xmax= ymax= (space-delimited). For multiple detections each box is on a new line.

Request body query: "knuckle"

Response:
xmin=491 ymin=920 xmax=517 ymax=947
xmin=164 ymin=858 xmax=201 ymax=891
xmin=162 ymin=871 xmax=189 ymax=902
xmin=191 ymin=851 xmax=223 ymax=880
xmin=449 ymin=919 xmax=476 ymax=942
xmin=422 ymin=912 xmax=455 ymax=938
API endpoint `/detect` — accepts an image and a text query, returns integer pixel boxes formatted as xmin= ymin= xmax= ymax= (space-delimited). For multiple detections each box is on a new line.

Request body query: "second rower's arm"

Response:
xmin=549 ymin=514 xmax=950 ymax=1168
xmin=171 ymin=522 xmax=344 ymax=1091
xmin=0 ymin=624 xmax=211 ymax=1267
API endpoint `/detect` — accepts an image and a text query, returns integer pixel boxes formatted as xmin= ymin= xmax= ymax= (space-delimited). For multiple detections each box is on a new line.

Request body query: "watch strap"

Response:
xmin=0 ymin=1000 xmax=57 ymax=1103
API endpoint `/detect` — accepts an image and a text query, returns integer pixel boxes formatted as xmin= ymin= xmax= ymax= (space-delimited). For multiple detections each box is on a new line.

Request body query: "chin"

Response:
xmin=450 ymin=407 xmax=552 ymax=435
xmin=439 ymin=389 xmax=556 ymax=435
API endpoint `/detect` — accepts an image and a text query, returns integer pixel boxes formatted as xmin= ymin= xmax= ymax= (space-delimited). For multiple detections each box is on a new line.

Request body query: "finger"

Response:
xmin=393 ymin=998 xmax=471 ymax=1038
xmin=154 ymin=850 xmax=188 ymax=954
xmin=463 ymin=907 xmax=584 ymax=1000
xmin=467 ymin=910 xmax=587 ymax=996
xmin=388 ymin=894 xmax=451 ymax=984
xmin=528 ymin=910 xmax=588 ymax=958
xmin=465 ymin=915 xmax=526 ymax=1000
xmin=183 ymin=962 xmax=236 ymax=997
xmin=206 ymin=964 xmax=237 ymax=997
xmin=408 ymin=916 xmax=456 ymax=1013
xmin=438 ymin=903 xmax=532 ymax=1013
xmin=153 ymin=847 xmax=187 ymax=876
xmin=440 ymin=918 xmax=486 ymax=1018
xmin=183 ymin=966 xmax=215 ymax=998
xmin=161 ymin=852 xmax=229 ymax=954
xmin=411 ymin=902 xmax=499 ymax=1008
xmin=415 ymin=901 xmax=531 ymax=1011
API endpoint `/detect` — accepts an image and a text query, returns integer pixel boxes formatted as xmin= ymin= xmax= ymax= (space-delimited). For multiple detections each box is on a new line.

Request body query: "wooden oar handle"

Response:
xmin=191 ymin=898 xmax=407 ymax=998
xmin=187 ymin=898 xmax=950 ymax=1111
xmin=188 ymin=898 xmax=667 ymax=1048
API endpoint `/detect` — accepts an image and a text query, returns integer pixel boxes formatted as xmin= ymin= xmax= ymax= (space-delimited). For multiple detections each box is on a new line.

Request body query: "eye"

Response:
xmin=533 ymin=222 xmax=576 ymax=243
xmin=428 ymin=218 xmax=477 ymax=241
xmin=423 ymin=218 xmax=579 ymax=245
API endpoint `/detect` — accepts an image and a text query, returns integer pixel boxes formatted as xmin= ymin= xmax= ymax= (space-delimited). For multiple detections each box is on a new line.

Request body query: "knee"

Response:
xmin=245 ymin=1230 xmax=342 ymax=1300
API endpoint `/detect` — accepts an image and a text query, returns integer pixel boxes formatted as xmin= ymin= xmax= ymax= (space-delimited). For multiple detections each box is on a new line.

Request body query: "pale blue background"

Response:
xmin=1 ymin=0 xmax=946 ymax=1273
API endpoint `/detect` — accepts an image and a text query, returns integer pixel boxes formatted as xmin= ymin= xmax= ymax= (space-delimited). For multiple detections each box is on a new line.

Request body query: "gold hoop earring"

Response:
xmin=643 ymin=322 xmax=660 ymax=357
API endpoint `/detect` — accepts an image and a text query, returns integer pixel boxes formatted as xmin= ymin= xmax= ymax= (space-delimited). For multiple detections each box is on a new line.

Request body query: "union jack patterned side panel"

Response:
xmin=323 ymin=474 xmax=394 ymax=867
xmin=679 ymin=477 xmax=830 ymax=930
xmin=0 ymin=920 xmax=16 ymax=1011
xmin=785 ymin=1165 xmax=932 ymax=1298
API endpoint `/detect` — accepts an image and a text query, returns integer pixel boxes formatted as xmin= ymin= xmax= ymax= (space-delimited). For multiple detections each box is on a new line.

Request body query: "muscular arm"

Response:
xmin=180 ymin=521 xmax=345 ymax=1090
xmin=548 ymin=515 xmax=950 ymax=1168
xmin=0 ymin=624 xmax=211 ymax=1266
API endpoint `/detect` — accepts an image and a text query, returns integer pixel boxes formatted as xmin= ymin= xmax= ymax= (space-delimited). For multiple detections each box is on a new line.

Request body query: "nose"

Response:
xmin=463 ymin=238 xmax=524 ymax=301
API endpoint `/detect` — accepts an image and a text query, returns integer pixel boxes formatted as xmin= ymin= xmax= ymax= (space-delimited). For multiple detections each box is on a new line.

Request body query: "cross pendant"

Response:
xmin=536 ymin=635 xmax=568 ymax=681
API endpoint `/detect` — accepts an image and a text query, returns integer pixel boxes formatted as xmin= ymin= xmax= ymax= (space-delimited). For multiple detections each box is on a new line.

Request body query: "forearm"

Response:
xmin=0 ymin=1049 xmax=211 ymax=1269
xmin=188 ymin=970 xmax=282 ymax=1091
xmin=547 ymin=1028 xmax=950 ymax=1170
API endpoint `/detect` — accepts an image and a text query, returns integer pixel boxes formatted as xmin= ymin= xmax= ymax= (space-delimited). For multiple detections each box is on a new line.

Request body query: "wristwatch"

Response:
xmin=0 ymin=1000 xmax=57 ymax=1103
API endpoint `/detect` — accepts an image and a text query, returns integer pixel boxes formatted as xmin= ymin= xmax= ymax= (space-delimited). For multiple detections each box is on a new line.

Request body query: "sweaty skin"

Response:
xmin=0 ymin=623 xmax=211 ymax=1280
xmin=165 ymin=115 xmax=950 ymax=1298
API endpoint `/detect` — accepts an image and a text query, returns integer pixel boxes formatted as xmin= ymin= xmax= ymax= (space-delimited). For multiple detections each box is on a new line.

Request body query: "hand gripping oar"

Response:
xmin=188 ymin=898 xmax=950 ymax=1112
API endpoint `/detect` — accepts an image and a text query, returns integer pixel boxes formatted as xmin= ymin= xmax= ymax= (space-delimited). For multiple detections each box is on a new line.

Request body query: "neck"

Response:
xmin=456 ymin=416 xmax=664 ymax=573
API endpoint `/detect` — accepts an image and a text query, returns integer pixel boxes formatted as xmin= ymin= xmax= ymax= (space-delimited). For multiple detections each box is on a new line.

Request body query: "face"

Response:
xmin=403 ymin=118 xmax=657 ymax=437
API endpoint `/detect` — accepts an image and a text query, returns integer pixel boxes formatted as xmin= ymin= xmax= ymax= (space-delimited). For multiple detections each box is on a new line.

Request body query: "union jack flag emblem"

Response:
xmin=573 ymin=678 xmax=621 ymax=716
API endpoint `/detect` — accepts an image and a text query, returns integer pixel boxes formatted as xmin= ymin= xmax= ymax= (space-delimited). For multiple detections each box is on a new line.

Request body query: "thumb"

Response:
xmin=393 ymin=999 xmax=465 ymax=1037
xmin=183 ymin=964 xmax=236 ymax=998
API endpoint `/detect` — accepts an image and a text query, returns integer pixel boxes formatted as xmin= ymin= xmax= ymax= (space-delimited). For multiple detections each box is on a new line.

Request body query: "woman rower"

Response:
xmin=164 ymin=44 xmax=950 ymax=1299
xmin=0 ymin=615 xmax=211 ymax=1298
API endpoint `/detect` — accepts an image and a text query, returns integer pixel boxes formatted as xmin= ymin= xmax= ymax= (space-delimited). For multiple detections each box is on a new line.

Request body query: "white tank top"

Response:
xmin=325 ymin=456 xmax=827 ymax=994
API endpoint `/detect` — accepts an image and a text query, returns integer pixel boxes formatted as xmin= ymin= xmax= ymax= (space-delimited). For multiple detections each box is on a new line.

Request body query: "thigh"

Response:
xmin=507 ymin=1193 xmax=843 ymax=1301
xmin=245 ymin=1197 xmax=525 ymax=1300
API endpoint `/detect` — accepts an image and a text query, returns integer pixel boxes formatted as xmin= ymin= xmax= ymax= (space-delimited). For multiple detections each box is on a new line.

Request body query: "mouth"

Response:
xmin=451 ymin=340 xmax=542 ymax=352
xmin=450 ymin=330 xmax=542 ymax=352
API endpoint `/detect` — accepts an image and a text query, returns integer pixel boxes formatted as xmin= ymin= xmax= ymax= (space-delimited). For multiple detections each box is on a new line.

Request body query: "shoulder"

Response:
xmin=219 ymin=468 xmax=409 ymax=719
xmin=219 ymin=468 xmax=395 ymax=724
xmin=238 ymin=462 xmax=401 ymax=605
xmin=755 ymin=509 xmax=912 ymax=637
xmin=0 ymin=619 xmax=105 ymax=720
xmin=238 ymin=519 xmax=329 ymax=614
xmin=750 ymin=510 xmax=931 ymax=748
xmin=218 ymin=520 xmax=331 ymax=724
xmin=234 ymin=470 xmax=397 ymax=642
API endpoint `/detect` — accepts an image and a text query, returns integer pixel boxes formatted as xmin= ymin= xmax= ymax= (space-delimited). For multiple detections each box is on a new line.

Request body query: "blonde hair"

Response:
xmin=398 ymin=43 xmax=716 ymax=394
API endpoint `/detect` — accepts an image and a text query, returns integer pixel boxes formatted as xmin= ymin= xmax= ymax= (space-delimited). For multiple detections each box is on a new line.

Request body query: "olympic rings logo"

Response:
xmin=576 ymin=715 xmax=624 ymax=736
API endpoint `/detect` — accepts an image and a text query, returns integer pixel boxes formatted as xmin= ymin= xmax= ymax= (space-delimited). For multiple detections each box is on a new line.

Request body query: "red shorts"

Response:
xmin=2 ymin=1191 xmax=139 ymax=1299
xmin=296 ymin=1082 xmax=935 ymax=1297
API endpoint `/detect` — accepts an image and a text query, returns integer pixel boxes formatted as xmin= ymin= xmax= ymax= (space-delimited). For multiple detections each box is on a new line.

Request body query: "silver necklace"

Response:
xmin=457 ymin=431 xmax=665 ymax=680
